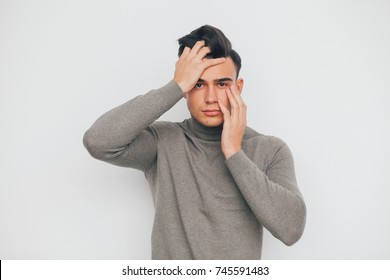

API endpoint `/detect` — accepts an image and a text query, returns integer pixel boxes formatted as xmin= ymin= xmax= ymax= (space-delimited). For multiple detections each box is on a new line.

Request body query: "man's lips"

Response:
xmin=202 ymin=109 xmax=221 ymax=117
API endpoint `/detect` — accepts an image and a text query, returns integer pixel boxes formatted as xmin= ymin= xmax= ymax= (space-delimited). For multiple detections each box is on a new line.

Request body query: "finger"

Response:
xmin=226 ymin=87 xmax=238 ymax=112
xmin=230 ymin=84 xmax=245 ymax=107
xmin=203 ymin=57 xmax=226 ymax=68
xmin=225 ymin=88 xmax=238 ymax=122
xmin=227 ymin=87 xmax=244 ymax=124
xmin=218 ymin=99 xmax=231 ymax=121
xmin=188 ymin=40 xmax=205 ymax=57
xmin=229 ymin=85 xmax=247 ymax=124
xmin=196 ymin=46 xmax=212 ymax=60
xmin=180 ymin=46 xmax=191 ymax=58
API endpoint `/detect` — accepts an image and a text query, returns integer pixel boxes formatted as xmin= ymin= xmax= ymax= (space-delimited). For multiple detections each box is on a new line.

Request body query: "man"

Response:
xmin=83 ymin=25 xmax=306 ymax=259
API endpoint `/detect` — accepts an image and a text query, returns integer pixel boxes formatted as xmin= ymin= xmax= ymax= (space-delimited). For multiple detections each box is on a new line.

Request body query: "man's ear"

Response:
xmin=236 ymin=78 xmax=244 ymax=94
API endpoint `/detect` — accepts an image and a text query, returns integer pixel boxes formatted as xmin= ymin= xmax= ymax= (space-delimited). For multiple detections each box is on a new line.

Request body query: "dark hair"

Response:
xmin=178 ymin=25 xmax=242 ymax=77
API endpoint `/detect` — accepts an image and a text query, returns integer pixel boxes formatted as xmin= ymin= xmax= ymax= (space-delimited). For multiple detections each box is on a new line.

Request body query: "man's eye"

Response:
xmin=195 ymin=83 xmax=204 ymax=89
xmin=217 ymin=82 xmax=228 ymax=87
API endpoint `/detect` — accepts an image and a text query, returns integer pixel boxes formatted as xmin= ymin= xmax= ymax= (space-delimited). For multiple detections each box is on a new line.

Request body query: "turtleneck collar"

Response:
xmin=187 ymin=117 xmax=223 ymax=141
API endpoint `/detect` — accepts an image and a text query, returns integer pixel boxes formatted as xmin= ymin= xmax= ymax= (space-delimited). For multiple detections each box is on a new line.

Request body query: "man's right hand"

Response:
xmin=174 ymin=40 xmax=226 ymax=94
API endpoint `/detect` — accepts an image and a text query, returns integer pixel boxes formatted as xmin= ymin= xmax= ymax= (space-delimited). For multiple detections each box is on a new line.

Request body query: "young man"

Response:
xmin=83 ymin=25 xmax=306 ymax=259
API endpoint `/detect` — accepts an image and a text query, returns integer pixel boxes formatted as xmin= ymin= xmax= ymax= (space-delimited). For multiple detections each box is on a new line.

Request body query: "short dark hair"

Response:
xmin=178 ymin=25 xmax=242 ymax=77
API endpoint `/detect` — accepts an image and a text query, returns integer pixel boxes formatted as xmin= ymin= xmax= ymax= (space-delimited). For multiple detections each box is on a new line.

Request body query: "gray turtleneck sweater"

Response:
xmin=83 ymin=80 xmax=306 ymax=259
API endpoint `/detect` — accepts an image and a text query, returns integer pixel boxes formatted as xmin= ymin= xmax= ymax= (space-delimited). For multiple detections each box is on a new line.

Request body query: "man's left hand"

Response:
xmin=218 ymin=84 xmax=247 ymax=159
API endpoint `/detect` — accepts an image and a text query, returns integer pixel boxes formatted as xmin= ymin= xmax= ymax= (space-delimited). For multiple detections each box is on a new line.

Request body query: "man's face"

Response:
xmin=185 ymin=57 xmax=244 ymax=127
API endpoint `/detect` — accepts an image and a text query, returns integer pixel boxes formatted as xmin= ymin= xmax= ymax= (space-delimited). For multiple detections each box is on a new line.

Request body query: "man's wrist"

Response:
xmin=223 ymin=148 xmax=241 ymax=160
xmin=173 ymin=79 xmax=189 ymax=95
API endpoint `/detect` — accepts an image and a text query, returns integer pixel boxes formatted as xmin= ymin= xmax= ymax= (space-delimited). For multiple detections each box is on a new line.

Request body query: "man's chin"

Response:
xmin=199 ymin=117 xmax=224 ymax=127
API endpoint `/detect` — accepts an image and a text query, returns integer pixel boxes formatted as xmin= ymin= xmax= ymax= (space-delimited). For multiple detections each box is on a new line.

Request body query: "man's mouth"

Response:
xmin=202 ymin=109 xmax=221 ymax=117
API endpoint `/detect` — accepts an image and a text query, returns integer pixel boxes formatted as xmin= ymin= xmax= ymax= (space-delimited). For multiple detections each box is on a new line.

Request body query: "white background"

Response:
xmin=1 ymin=0 xmax=389 ymax=259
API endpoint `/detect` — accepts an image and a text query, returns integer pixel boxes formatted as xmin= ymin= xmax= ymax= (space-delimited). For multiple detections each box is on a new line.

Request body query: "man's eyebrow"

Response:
xmin=197 ymin=78 xmax=233 ymax=83
xmin=215 ymin=78 xmax=233 ymax=83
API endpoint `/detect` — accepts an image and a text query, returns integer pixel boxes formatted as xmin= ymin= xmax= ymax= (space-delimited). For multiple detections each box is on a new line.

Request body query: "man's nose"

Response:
xmin=205 ymin=86 xmax=218 ymax=103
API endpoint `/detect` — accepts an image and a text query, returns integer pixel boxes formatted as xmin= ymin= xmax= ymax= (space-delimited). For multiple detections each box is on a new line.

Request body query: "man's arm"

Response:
xmin=225 ymin=144 xmax=306 ymax=246
xmin=83 ymin=80 xmax=183 ymax=171
xmin=220 ymin=85 xmax=306 ymax=245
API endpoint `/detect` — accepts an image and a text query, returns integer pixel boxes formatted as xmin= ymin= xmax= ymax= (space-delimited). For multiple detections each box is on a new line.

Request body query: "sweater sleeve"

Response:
xmin=224 ymin=142 xmax=306 ymax=246
xmin=83 ymin=80 xmax=184 ymax=172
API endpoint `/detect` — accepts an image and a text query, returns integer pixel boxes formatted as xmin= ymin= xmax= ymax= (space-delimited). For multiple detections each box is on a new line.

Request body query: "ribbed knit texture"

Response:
xmin=83 ymin=80 xmax=306 ymax=259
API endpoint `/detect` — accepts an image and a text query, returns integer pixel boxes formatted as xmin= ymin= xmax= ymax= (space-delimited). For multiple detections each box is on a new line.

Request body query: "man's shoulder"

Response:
xmin=147 ymin=120 xmax=184 ymax=138
xmin=149 ymin=120 xmax=180 ymax=130
xmin=244 ymin=126 xmax=288 ymax=150
xmin=149 ymin=119 xmax=192 ymax=132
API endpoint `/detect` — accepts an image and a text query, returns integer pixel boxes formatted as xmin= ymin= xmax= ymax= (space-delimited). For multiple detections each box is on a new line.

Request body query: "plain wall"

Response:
xmin=1 ymin=0 xmax=389 ymax=259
